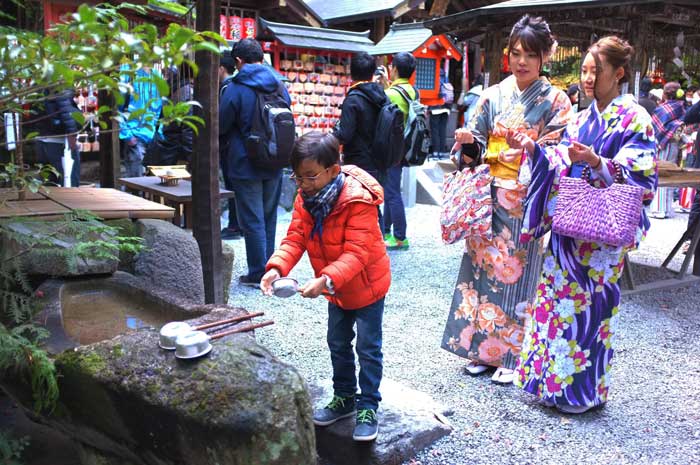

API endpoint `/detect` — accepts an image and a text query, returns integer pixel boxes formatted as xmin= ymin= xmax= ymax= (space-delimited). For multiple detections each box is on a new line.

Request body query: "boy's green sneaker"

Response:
xmin=312 ymin=394 xmax=356 ymax=426
xmin=352 ymin=408 xmax=378 ymax=441
xmin=386 ymin=237 xmax=409 ymax=250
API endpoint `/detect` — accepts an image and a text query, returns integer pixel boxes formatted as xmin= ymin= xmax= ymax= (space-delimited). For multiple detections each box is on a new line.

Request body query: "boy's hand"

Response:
xmin=300 ymin=277 xmax=327 ymax=298
xmin=260 ymin=268 xmax=281 ymax=296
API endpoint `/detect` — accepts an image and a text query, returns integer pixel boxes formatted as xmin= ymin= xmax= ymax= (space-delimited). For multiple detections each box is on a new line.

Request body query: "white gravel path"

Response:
xmin=225 ymin=203 xmax=700 ymax=465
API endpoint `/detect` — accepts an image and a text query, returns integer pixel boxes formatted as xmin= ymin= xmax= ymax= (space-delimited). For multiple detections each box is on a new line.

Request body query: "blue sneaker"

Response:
xmin=313 ymin=394 xmax=356 ymax=426
xmin=352 ymin=408 xmax=378 ymax=441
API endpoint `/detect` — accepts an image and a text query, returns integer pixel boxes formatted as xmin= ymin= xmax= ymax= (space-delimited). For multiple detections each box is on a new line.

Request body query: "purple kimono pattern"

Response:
xmin=515 ymin=94 xmax=658 ymax=408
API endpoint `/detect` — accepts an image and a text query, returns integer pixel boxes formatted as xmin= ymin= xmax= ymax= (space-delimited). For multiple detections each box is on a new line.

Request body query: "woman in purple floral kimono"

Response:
xmin=505 ymin=36 xmax=657 ymax=413
xmin=440 ymin=15 xmax=572 ymax=385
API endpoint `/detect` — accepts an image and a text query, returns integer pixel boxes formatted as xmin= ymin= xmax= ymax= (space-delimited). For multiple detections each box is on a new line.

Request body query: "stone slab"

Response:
xmin=310 ymin=378 xmax=452 ymax=465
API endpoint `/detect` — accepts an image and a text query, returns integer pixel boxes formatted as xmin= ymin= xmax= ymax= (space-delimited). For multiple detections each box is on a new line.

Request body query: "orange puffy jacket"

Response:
xmin=266 ymin=165 xmax=391 ymax=310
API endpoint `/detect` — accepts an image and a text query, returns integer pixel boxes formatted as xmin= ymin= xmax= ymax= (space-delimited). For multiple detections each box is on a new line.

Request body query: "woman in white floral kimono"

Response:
xmin=440 ymin=15 xmax=572 ymax=384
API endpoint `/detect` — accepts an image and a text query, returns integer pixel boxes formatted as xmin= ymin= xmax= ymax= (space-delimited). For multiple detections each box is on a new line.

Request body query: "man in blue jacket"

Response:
xmin=220 ymin=39 xmax=290 ymax=287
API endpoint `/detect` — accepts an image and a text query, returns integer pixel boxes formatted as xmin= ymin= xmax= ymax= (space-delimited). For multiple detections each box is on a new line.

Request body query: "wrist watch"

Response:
xmin=321 ymin=274 xmax=335 ymax=294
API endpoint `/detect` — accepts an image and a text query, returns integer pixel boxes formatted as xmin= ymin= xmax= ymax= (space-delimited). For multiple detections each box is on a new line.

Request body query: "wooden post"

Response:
xmin=484 ymin=27 xmax=503 ymax=86
xmin=373 ymin=17 xmax=386 ymax=43
xmin=193 ymin=0 xmax=224 ymax=304
xmin=627 ymin=19 xmax=649 ymax=82
xmin=98 ymin=89 xmax=120 ymax=188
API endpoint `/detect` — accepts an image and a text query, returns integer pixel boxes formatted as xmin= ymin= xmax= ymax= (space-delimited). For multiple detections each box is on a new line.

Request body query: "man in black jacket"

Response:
xmin=218 ymin=50 xmax=242 ymax=240
xmin=333 ymin=52 xmax=390 ymax=183
xmin=33 ymin=89 xmax=80 ymax=186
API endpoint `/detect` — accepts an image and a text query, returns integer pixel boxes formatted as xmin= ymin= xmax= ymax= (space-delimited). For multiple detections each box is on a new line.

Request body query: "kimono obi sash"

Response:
xmin=484 ymin=135 xmax=520 ymax=180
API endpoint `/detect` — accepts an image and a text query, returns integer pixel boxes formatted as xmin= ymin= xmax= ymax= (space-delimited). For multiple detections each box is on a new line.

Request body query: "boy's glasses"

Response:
xmin=289 ymin=167 xmax=330 ymax=184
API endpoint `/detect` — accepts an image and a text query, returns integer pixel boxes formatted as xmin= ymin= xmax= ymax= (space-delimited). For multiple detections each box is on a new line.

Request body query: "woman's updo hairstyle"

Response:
xmin=587 ymin=36 xmax=634 ymax=84
xmin=508 ymin=15 xmax=557 ymax=66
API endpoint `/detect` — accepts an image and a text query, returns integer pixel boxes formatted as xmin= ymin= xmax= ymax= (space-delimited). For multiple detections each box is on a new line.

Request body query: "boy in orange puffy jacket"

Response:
xmin=260 ymin=131 xmax=390 ymax=442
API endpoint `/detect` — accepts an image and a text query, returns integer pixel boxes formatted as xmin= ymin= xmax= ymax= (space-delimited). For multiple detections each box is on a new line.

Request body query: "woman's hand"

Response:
xmin=260 ymin=268 xmax=281 ymax=296
xmin=454 ymin=128 xmax=475 ymax=144
xmin=568 ymin=141 xmax=600 ymax=166
xmin=300 ymin=277 xmax=327 ymax=298
xmin=450 ymin=142 xmax=475 ymax=166
xmin=499 ymin=148 xmax=524 ymax=164
xmin=505 ymin=129 xmax=535 ymax=156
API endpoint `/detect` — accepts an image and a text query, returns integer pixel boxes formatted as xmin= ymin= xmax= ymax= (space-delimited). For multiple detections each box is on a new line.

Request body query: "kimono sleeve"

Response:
xmin=520 ymin=120 xmax=578 ymax=242
xmin=538 ymin=90 xmax=573 ymax=145
xmin=610 ymin=108 xmax=658 ymax=205
xmin=464 ymin=91 xmax=494 ymax=162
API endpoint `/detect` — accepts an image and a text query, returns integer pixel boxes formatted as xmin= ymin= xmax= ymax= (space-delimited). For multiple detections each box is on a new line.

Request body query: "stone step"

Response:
xmin=416 ymin=159 xmax=457 ymax=206
xmin=310 ymin=378 xmax=453 ymax=465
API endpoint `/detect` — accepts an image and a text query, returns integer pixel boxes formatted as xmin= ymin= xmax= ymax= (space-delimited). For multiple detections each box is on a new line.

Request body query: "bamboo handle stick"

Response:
xmin=209 ymin=320 xmax=275 ymax=340
xmin=194 ymin=311 xmax=264 ymax=331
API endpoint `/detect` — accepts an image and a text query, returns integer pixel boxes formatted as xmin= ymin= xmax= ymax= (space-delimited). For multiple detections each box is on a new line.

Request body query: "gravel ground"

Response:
xmin=225 ymin=204 xmax=700 ymax=465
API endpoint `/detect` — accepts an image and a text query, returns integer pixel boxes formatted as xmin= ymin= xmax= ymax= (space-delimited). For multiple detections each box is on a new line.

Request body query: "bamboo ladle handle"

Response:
xmin=209 ymin=320 xmax=275 ymax=340
xmin=194 ymin=311 xmax=264 ymax=331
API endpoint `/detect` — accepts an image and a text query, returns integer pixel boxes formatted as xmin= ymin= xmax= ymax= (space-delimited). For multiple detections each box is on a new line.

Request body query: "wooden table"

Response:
xmin=0 ymin=187 xmax=174 ymax=220
xmin=118 ymin=176 xmax=235 ymax=228
xmin=622 ymin=168 xmax=700 ymax=295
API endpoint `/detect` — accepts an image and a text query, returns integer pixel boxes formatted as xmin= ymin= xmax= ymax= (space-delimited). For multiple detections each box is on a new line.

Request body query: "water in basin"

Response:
xmin=61 ymin=285 xmax=177 ymax=345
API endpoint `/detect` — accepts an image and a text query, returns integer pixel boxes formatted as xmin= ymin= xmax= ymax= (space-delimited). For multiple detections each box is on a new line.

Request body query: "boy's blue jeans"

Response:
xmin=327 ymin=297 xmax=384 ymax=411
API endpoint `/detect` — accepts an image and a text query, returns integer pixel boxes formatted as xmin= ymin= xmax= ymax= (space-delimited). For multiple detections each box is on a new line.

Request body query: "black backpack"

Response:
xmin=350 ymin=90 xmax=405 ymax=172
xmin=244 ymin=82 xmax=295 ymax=170
xmin=392 ymin=85 xmax=430 ymax=166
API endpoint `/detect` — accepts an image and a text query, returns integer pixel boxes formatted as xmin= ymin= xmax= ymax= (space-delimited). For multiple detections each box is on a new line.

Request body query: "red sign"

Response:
xmin=229 ymin=16 xmax=242 ymax=41
xmin=243 ymin=18 xmax=256 ymax=39
xmin=219 ymin=15 xmax=228 ymax=40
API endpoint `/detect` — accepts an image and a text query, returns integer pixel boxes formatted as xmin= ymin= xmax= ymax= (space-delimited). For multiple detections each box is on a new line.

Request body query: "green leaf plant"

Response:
xmin=0 ymin=2 xmax=226 ymax=198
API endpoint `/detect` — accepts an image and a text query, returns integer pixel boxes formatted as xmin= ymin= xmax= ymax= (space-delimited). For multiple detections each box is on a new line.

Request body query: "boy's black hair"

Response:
xmin=392 ymin=52 xmax=416 ymax=79
xmin=220 ymin=51 xmax=236 ymax=74
xmin=350 ymin=52 xmax=376 ymax=81
xmin=640 ymin=76 xmax=653 ymax=93
xmin=231 ymin=38 xmax=263 ymax=64
xmin=291 ymin=131 xmax=340 ymax=171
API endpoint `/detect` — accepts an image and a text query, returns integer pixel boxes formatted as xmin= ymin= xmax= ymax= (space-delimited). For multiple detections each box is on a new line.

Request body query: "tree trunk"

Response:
xmin=193 ymin=0 xmax=224 ymax=304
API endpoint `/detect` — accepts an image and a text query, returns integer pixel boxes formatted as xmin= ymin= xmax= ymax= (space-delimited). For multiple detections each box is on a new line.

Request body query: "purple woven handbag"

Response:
xmin=552 ymin=164 xmax=644 ymax=247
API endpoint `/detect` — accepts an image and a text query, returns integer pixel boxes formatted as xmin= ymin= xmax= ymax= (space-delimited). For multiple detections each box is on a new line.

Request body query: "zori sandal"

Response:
xmin=465 ymin=361 xmax=489 ymax=375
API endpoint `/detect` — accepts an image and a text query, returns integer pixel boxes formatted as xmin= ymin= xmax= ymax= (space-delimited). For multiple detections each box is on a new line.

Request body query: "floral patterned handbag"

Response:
xmin=553 ymin=164 xmax=644 ymax=247
xmin=440 ymin=164 xmax=494 ymax=244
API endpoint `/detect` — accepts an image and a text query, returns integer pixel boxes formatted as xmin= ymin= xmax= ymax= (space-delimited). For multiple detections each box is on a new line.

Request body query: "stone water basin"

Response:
xmin=36 ymin=271 xmax=206 ymax=354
